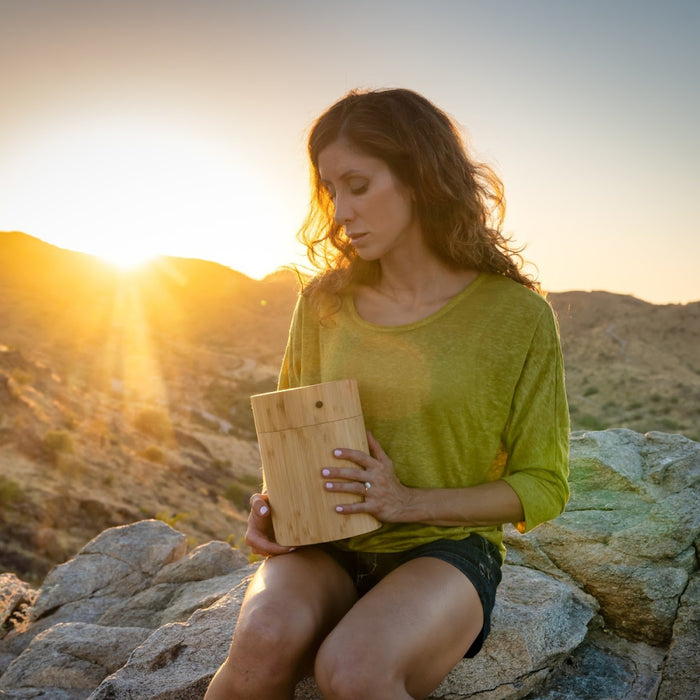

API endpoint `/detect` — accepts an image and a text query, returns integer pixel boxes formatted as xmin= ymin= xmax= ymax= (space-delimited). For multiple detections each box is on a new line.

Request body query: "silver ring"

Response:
xmin=364 ymin=481 xmax=372 ymax=492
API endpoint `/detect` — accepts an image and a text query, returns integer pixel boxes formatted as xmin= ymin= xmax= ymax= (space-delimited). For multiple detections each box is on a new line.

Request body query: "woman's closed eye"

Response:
xmin=348 ymin=179 xmax=369 ymax=195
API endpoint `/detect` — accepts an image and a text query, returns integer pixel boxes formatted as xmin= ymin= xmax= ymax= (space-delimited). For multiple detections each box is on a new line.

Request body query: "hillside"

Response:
xmin=0 ymin=232 xmax=299 ymax=583
xmin=0 ymin=231 xmax=698 ymax=584
xmin=553 ymin=291 xmax=699 ymax=437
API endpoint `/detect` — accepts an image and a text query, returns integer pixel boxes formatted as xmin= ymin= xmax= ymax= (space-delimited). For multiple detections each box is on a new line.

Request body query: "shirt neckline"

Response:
xmin=346 ymin=273 xmax=487 ymax=331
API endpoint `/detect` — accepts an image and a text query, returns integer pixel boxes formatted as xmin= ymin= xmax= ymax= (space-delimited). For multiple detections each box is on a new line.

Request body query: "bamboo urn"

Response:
xmin=250 ymin=379 xmax=381 ymax=546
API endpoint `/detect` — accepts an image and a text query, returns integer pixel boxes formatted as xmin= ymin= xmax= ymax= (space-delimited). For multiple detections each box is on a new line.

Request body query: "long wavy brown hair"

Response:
xmin=297 ymin=88 xmax=540 ymax=300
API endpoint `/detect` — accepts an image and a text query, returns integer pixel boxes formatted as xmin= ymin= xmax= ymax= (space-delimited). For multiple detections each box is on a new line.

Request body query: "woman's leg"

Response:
xmin=314 ymin=556 xmax=484 ymax=700
xmin=205 ymin=547 xmax=357 ymax=700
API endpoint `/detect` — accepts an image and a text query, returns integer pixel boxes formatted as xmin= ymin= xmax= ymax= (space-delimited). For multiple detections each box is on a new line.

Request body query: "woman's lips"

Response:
xmin=347 ymin=232 xmax=369 ymax=244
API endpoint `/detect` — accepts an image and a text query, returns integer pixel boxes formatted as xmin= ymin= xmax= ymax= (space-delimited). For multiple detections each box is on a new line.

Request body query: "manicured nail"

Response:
xmin=259 ymin=505 xmax=269 ymax=515
xmin=333 ymin=449 xmax=342 ymax=457
xmin=326 ymin=482 xmax=333 ymax=489
xmin=322 ymin=468 xmax=330 ymax=476
xmin=335 ymin=505 xmax=343 ymax=512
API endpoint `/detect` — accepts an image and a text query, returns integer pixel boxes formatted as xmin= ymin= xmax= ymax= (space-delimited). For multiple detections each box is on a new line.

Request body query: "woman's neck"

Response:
xmin=352 ymin=254 xmax=479 ymax=326
xmin=372 ymin=255 xmax=477 ymax=306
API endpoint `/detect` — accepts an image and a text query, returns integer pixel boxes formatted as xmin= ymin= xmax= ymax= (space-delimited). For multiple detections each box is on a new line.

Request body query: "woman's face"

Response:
xmin=317 ymin=139 xmax=422 ymax=262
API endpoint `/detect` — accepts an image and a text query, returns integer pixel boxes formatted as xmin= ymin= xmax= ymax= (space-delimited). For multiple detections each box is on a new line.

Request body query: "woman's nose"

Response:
xmin=333 ymin=193 xmax=354 ymax=226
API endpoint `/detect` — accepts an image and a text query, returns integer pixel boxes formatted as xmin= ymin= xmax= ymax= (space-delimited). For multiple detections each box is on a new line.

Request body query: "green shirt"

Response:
xmin=278 ymin=273 xmax=570 ymax=560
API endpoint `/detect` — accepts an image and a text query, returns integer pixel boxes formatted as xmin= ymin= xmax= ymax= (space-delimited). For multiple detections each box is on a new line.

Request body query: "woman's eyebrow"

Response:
xmin=320 ymin=169 xmax=365 ymax=185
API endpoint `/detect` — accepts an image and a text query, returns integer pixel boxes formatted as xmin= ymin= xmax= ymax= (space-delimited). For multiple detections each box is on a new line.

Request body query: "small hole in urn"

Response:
xmin=315 ymin=401 xmax=324 ymax=408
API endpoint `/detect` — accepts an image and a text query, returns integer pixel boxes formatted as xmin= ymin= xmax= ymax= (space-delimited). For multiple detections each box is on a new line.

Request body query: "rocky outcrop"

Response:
xmin=505 ymin=430 xmax=699 ymax=646
xmin=0 ymin=429 xmax=697 ymax=699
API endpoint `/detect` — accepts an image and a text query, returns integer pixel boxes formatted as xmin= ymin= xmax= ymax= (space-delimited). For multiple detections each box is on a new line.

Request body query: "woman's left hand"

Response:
xmin=322 ymin=430 xmax=413 ymax=523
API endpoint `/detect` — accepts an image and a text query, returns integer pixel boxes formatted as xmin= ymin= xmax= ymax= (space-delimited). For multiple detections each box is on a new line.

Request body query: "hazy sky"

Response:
xmin=1 ymin=0 xmax=698 ymax=303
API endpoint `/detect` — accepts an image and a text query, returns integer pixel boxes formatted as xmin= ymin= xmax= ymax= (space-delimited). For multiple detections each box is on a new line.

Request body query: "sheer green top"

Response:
xmin=278 ymin=273 xmax=570 ymax=560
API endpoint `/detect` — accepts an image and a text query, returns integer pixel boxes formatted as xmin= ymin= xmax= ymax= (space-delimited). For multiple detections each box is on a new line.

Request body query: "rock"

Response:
xmin=428 ymin=566 xmax=596 ymax=699
xmin=533 ymin=629 xmax=665 ymax=699
xmin=0 ymin=574 xmax=36 ymax=638
xmin=657 ymin=573 xmax=700 ymax=700
xmin=0 ymin=523 xmax=253 ymax=699
xmin=0 ymin=574 xmax=37 ymax=676
xmin=0 ymin=520 xmax=189 ymax=676
xmin=505 ymin=429 xmax=699 ymax=646
xmin=96 ymin=571 xmax=252 ymax=629
xmin=152 ymin=541 xmax=248 ymax=585
xmin=0 ymin=430 xmax=697 ymax=699
xmin=32 ymin=520 xmax=187 ymax=620
xmin=90 ymin=578 xmax=253 ymax=700
xmin=0 ymin=623 xmax=150 ymax=694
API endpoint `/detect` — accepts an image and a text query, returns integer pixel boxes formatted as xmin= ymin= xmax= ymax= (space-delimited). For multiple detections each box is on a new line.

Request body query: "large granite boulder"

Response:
xmin=0 ymin=429 xmax=697 ymax=699
xmin=505 ymin=430 xmax=699 ymax=647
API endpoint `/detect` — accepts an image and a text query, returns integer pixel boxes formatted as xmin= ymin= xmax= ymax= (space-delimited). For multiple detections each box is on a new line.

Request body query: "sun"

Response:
xmin=2 ymin=112 xmax=297 ymax=277
xmin=94 ymin=245 xmax=158 ymax=271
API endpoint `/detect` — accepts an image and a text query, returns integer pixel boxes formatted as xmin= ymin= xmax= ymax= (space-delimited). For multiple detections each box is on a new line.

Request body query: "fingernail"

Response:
xmin=333 ymin=449 xmax=342 ymax=457
xmin=259 ymin=505 xmax=269 ymax=515
xmin=325 ymin=482 xmax=333 ymax=489
xmin=335 ymin=505 xmax=343 ymax=512
xmin=322 ymin=468 xmax=330 ymax=476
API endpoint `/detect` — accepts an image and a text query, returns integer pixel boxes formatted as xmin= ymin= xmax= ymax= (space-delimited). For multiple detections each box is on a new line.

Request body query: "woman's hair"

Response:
xmin=297 ymin=88 xmax=540 ymax=299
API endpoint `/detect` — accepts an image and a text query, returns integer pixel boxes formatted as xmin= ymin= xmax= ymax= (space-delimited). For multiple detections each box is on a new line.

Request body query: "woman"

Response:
xmin=205 ymin=88 xmax=569 ymax=700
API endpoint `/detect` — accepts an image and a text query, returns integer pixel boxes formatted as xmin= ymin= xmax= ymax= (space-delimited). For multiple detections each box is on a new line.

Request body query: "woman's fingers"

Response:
xmin=245 ymin=493 xmax=296 ymax=556
xmin=366 ymin=430 xmax=389 ymax=462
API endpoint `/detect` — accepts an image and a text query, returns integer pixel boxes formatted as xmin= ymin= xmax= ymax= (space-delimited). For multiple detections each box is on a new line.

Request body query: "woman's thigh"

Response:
xmin=316 ymin=556 xmax=484 ymax=699
xmin=232 ymin=546 xmax=358 ymax=659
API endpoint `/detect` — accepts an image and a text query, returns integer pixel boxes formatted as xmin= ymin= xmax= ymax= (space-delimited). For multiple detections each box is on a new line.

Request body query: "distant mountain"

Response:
xmin=551 ymin=290 xmax=699 ymax=438
xmin=0 ymin=231 xmax=698 ymax=583
xmin=0 ymin=231 xmax=298 ymax=367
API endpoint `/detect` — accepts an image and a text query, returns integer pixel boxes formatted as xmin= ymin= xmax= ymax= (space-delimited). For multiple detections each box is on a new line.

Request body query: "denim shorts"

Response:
xmin=316 ymin=534 xmax=502 ymax=658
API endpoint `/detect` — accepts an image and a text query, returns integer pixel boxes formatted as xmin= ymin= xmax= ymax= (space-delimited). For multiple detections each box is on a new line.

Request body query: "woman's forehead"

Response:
xmin=317 ymin=140 xmax=382 ymax=180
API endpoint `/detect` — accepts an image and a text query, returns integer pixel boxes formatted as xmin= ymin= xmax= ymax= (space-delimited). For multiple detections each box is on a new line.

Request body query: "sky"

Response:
xmin=1 ymin=0 xmax=698 ymax=304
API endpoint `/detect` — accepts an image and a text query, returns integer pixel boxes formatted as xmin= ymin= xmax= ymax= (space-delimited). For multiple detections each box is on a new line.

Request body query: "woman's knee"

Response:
xmin=315 ymin=632 xmax=395 ymax=700
xmin=233 ymin=595 xmax=318 ymax=660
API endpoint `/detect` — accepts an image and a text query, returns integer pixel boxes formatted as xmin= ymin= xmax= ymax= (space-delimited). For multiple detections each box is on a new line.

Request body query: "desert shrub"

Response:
xmin=0 ymin=476 xmax=22 ymax=507
xmin=224 ymin=481 xmax=255 ymax=511
xmin=61 ymin=412 xmax=79 ymax=430
xmin=43 ymin=429 xmax=74 ymax=457
xmin=140 ymin=445 xmax=165 ymax=463
xmin=650 ymin=393 xmax=663 ymax=403
xmin=583 ymin=386 xmax=599 ymax=397
xmin=0 ymin=585 xmax=37 ymax=637
xmin=10 ymin=368 xmax=33 ymax=385
xmin=133 ymin=408 xmax=171 ymax=441
xmin=204 ymin=380 xmax=237 ymax=417
xmin=576 ymin=413 xmax=606 ymax=431
xmin=55 ymin=455 xmax=87 ymax=479
xmin=155 ymin=511 xmax=188 ymax=528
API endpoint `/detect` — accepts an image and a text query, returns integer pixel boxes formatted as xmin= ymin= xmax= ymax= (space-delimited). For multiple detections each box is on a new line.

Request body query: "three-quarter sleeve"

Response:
xmin=500 ymin=305 xmax=570 ymax=532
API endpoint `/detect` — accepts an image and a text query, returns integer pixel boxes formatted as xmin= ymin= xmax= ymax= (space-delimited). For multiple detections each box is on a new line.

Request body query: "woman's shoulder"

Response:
xmin=475 ymin=273 xmax=551 ymax=313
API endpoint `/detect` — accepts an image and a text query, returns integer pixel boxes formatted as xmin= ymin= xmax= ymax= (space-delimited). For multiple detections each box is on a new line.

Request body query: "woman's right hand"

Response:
xmin=244 ymin=494 xmax=297 ymax=556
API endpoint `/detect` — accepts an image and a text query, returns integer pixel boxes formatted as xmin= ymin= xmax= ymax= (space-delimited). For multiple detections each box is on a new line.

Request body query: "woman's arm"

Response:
xmin=398 ymin=479 xmax=524 ymax=527
xmin=323 ymin=432 xmax=525 ymax=528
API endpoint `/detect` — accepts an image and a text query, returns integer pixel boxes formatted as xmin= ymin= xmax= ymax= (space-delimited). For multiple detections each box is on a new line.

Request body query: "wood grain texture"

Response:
xmin=251 ymin=379 xmax=381 ymax=545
